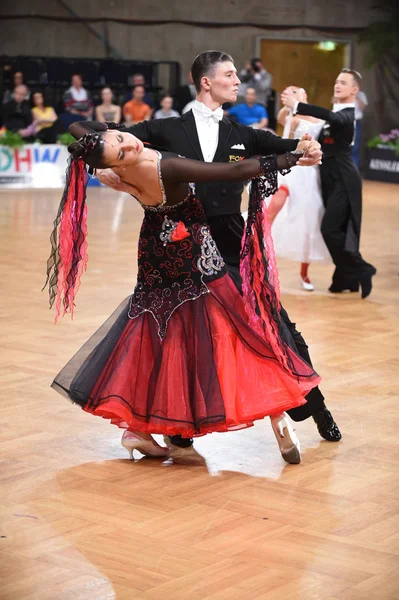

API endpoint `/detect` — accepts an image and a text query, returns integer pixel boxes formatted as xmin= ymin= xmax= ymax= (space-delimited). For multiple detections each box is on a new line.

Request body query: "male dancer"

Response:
xmin=97 ymin=51 xmax=342 ymax=462
xmin=281 ymin=69 xmax=376 ymax=297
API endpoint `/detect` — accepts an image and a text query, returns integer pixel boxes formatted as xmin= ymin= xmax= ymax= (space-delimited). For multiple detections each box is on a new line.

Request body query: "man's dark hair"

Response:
xmin=191 ymin=51 xmax=234 ymax=93
xmin=341 ymin=68 xmax=362 ymax=87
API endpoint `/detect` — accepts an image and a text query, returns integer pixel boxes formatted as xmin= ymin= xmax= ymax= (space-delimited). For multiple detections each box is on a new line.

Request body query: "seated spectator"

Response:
xmin=154 ymin=95 xmax=180 ymax=119
xmin=3 ymin=85 xmax=33 ymax=137
xmin=124 ymin=73 xmax=153 ymax=107
xmin=122 ymin=112 xmax=133 ymax=127
xmin=95 ymin=87 xmax=121 ymax=123
xmin=3 ymin=71 xmax=30 ymax=104
xmin=228 ymin=87 xmax=269 ymax=129
xmin=123 ymin=85 xmax=152 ymax=124
xmin=63 ymin=74 xmax=93 ymax=118
xmin=239 ymin=58 xmax=273 ymax=106
xmin=31 ymin=91 xmax=61 ymax=144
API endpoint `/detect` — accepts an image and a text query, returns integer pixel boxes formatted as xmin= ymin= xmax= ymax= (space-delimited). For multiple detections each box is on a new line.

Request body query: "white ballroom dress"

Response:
xmin=271 ymin=119 xmax=331 ymax=265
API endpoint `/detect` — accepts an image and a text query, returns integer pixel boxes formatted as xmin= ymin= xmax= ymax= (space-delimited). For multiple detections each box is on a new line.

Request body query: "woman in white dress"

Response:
xmin=267 ymin=87 xmax=331 ymax=290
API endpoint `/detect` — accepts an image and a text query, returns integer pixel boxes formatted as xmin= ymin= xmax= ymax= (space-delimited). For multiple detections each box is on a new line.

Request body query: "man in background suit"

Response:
xmin=282 ymin=69 xmax=376 ymax=298
xmin=97 ymin=51 xmax=342 ymax=462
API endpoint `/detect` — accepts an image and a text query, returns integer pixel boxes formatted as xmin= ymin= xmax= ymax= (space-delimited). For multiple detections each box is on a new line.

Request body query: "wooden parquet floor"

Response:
xmin=0 ymin=181 xmax=398 ymax=600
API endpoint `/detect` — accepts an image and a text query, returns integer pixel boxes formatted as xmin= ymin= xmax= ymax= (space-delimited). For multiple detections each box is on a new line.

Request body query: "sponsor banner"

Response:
xmin=0 ymin=144 xmax=101 ymax=188
xmin=366 ymin=148 xmax=399 ymax=184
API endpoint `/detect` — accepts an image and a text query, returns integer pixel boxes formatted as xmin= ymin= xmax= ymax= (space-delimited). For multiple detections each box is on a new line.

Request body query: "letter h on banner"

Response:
xmin=14 ymin=148 xmax=32 ymax=172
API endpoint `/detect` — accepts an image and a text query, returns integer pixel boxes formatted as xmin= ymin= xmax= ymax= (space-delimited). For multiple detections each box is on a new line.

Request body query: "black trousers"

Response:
xmin=321 ymin=181 xmax=374 ymax=286
xmin=279 ymin=305 xmax=325 ymax=422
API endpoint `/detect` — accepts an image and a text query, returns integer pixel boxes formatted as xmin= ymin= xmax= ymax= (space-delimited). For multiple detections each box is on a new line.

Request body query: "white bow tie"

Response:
xmin=194 ymin=103 xmax=223 ymax=123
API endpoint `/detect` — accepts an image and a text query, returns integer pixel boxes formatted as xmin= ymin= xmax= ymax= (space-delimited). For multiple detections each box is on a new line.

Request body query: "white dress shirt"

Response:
xmin=191 ymin=100 xmax=223 ymax=162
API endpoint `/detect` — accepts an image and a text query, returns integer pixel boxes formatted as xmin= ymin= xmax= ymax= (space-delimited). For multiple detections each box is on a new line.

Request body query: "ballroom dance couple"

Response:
xmin=278 ymin=69 xmax=376 ymax=298
xmin=46 ymin=51 xmax=343 ymax=468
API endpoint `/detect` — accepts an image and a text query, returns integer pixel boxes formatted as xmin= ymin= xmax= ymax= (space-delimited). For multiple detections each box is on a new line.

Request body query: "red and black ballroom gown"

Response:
xmin=51 ymin=151 xmax=320 ymax=437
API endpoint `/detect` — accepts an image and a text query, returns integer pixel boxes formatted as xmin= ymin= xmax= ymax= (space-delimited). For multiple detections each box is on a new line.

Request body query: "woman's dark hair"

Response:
xmin=68 ymin=133 xmax=108 ymax=169
xmin=31 ymin=90 xmax=48 ymax=109
xmin=101 ymin=86 xmax=114 ymax=100
xmin=191 ymin=51 xmax=234 ymax=92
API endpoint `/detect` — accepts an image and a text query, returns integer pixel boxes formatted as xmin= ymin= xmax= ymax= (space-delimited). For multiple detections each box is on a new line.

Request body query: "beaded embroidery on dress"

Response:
xmin=128 ymin=154 xmax=225 ymax=340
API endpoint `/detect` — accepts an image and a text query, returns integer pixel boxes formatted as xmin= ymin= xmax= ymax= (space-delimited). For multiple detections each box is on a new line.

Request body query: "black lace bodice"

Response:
xmin=128 ymin=184 xmax=226 ymax=339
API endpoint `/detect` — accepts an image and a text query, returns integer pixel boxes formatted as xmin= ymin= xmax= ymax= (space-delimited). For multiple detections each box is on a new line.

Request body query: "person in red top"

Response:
xmin=123 ymin=85 xmax=152 ymax=125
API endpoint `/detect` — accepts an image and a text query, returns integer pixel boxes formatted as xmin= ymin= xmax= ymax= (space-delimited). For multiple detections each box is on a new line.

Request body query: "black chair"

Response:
xmin=45 ymin=58 xmax=71 ymax=86
xmin=15 ymin=57 xmax=45 ymax=86
xmin=126 ymin=61 xmax=155 ymax=86
xmin=100 ymin=60 xmax=129 ymax=89
xmin=69 ymin=59 xmax=100 ymax=87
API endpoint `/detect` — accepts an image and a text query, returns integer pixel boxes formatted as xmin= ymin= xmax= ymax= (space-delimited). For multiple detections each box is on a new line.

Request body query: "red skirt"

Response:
xmin=52 ymin=274 xmax=320 ymax=437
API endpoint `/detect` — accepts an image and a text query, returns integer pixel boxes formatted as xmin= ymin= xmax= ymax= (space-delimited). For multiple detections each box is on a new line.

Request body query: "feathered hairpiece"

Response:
xmin=43 ymin=143 xmax=93 ymax=322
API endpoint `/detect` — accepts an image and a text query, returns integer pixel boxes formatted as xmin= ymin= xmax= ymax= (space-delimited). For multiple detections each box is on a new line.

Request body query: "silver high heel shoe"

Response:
xmin=270 ymin=413 xmax=301 ymax=464
xmin=121 ymin=430 xmax=168 ymax=459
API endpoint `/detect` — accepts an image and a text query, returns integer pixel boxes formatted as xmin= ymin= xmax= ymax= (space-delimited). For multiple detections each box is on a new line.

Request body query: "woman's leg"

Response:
xmin=267 ymin=185 xmax=289 ymax=224
xmin=300 ymin=262 xmax=314 ymax=290
xmin=121 ymin=429 xmax=168 ymax=459
xmin=300 ymin=263 xmax=309 ymax=280
xmin=270 ymin=413 xmax=301 ymax=464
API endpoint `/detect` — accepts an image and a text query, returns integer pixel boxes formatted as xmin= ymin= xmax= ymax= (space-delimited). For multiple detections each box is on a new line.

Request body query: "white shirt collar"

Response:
xmin=333 ymin=103 xmax=355 ymax=112
xmin=192 ymin=100 xmax=223 ymax=123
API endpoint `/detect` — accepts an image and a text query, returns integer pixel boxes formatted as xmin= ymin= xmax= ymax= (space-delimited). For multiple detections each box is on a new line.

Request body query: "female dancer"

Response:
xmin=267 ymin=87 xmax=331 ymax=291
xmin=44 ymin=121 xmax=320 ymax=465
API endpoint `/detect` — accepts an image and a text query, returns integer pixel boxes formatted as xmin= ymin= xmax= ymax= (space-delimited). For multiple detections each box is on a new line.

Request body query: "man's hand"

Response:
xmin=296 ymin=133 xmax=322 ymax=166
xmin=281 ymin=87 xmax=297 ymax=110
xmin=97 ymin=168 xmax=140 ymax=195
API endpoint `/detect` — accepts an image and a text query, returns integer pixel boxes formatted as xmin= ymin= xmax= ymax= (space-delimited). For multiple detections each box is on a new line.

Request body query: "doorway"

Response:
xmin=258 ymin=38 xmax=350 ymax=130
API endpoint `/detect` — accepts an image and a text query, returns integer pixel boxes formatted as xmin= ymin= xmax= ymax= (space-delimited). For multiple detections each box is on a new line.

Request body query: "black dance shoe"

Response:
xmin=360 ymin=267 xmax=377 ymax=299
xmin=328 ymin=283 xmax=359 ymax=293
xmin=312 ymin=407 xmax=342 ymax=442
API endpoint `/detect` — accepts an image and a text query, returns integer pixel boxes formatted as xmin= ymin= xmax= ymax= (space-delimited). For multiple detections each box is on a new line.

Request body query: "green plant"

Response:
xmin=58 ymin=132 xmax=75 ymax=146
xmin=0 ymin=129 xmax=25 ymax=148
xmin=358 ymin=0 xmax=399 ymax=131
xmin=367 ymin=129 xmax=399 ymax=155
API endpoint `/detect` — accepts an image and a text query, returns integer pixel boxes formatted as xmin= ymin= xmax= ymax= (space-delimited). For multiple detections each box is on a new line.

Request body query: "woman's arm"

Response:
xmin=161 ymin=153 xmax=301 ymax=184
xmin=95 ymin=106 xmax=103 ymax=121
xmin=49 ymin=107 xmax=58 ymax=122
xmin=277 ymin=106 xmax=290 ymax=126
xmin=69 ymin=120 xmax=108 ymax=139
xmin=37 ymin=108 xmax=57 ymax=125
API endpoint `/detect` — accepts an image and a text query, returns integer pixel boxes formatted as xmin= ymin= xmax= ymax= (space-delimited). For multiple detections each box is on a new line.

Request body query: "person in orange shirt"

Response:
xmin=123 ymin=85 xmax=152 ymax=125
